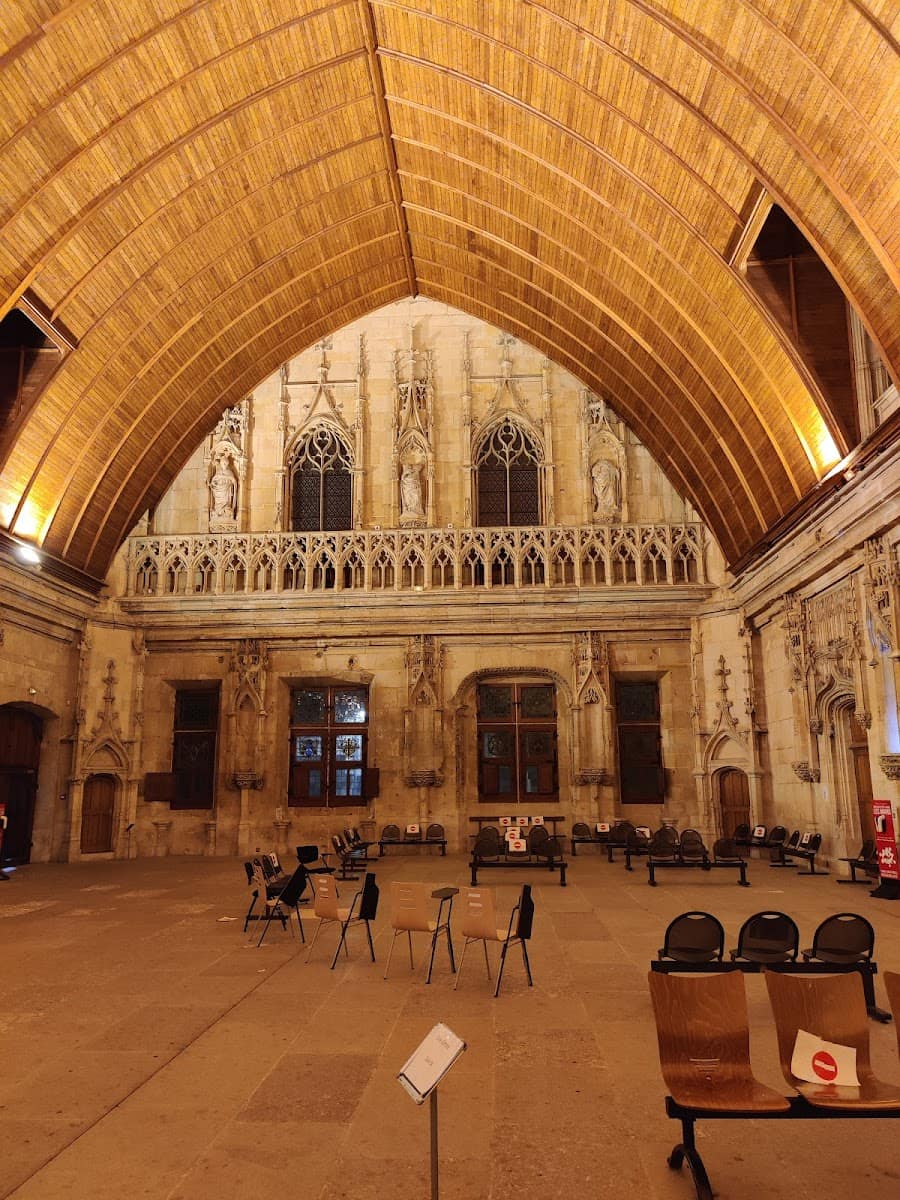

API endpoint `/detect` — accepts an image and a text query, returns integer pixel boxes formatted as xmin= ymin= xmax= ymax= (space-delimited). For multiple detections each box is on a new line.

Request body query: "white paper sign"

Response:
xmin=500 ymin=816 xmax=513 ymax=827
xmin=531 ymin=815 xmax=544 ymax=826
xmin=753 ymin=825 xmax=766 ymax=838
xmin=398 ymin=1023 xmax=467 ymax=1104
xmin=406 ymin=824 xmax=420 ymax=835
xmin=504 ymin=826 xmax=519 ymax=840
xmin=636 ymin=826 xmax=651 ymax=839
xmin=516 ymin=816 xmax=529 ymax=826
xmin=507 ymin=837 xmax=527 ymax=853
xmin=800 ymin=831 xmax=812 ymax=844
xmin=791 ymin=1029 xmax=859 ymax=1086
xmin=597 ymin=822 xmax=611 ymax=833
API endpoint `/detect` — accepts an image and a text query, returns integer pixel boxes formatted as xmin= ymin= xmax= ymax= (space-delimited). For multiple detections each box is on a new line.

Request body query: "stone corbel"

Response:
xmin=231 ymin=771 xmax=264 ymax=790
xmin=880 ymin=754 xmax=900 ymax=780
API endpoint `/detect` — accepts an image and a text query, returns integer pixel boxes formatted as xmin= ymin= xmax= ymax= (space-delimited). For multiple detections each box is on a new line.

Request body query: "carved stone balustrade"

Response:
xmin=125 ymin=523 xmax=707 ymax=599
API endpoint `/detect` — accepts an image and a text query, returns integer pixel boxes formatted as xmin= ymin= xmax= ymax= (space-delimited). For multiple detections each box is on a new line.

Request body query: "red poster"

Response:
xmin=872 ymin=800 xmax=899 ymax=881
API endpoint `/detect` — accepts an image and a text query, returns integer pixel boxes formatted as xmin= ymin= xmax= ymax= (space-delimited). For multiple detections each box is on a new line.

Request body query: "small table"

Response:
xmin=427 ymin=887 xmax=458 ymax=984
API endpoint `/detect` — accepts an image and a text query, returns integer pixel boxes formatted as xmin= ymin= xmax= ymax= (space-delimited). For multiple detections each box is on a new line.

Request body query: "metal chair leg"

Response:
xmin=454 ymin=938 xmax=470 ymax=989
xmin=305 ymin=916 xmax=327 ymax=963
xmin=482 ymin=938 xmax=492 ymax=980
xmin=384 ymin=930 xmax=399 ymax=979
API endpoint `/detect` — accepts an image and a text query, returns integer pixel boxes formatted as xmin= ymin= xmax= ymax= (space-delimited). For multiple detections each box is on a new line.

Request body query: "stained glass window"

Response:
xmin=289 ymin=685 xmax=371 ymax=808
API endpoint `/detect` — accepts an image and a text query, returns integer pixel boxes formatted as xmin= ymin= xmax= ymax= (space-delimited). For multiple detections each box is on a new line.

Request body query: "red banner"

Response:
xmin=873 ymin=799 xmax=899 ymax=881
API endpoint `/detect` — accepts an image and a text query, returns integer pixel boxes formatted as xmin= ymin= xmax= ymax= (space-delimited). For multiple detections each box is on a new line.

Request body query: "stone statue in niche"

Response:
xmin=591 ymin=457 xmax=620 ymax=521
xmin=209 ymin=454 xmax=237 ymax=530
xmin=399 ymin=460 xmax=425 ymax=524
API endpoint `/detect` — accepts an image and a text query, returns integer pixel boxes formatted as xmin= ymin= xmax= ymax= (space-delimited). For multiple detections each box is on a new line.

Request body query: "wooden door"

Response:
xmin=0 ymin=706 xmax=42 ymax=864
xmin=718 ymin=768 xmax=750 ymax=838
xmin=81 ymin=774 xmax=116 ymax=853
xmin=849 ymin=711 xmax=876 ymax=843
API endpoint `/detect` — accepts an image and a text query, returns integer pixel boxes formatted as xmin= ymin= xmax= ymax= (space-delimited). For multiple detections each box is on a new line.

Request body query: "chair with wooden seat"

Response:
xmin=454 ymin=886 xmax=534 ymax=996
xmin=256 ymin=865 xmax=308 ymax=947
xmin=730 ymin=911 xmax=799 ymax=963
xmin=649 ymin=970 xmax=790 ymax=1198
xmin=658 ymin=911 xmax=725 ymax=963
xmin=885 ymin=972 xmax=900 ymax=1050
xmin=383 ymin=881 xmax=454 ymax=982
xmin=765 ymin=969 xmax=900 ymax=1108
xmin=306 ymin=871 xmax=380 ymax=969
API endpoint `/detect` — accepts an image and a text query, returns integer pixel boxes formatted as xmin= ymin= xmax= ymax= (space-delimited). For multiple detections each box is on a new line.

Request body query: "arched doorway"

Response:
xmin=717 ymin=767 xmax=750 ymax=838
xmin=80 ymin=774 xmax=116 ymax=853
xmin=0 ymin=705 xmax=42 ymax=865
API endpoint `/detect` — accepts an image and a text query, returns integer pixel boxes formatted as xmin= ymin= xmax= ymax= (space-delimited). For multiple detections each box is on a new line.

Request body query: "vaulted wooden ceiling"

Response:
xmin=1 ymin=0 xmax=897 ymax=578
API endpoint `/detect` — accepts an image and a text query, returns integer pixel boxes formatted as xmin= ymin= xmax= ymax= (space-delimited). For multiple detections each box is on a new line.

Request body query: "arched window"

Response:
xmin=475 ymin=418 xmax=541 ymax=526
xmin=290 ymin=426 xmax=352 ymax=531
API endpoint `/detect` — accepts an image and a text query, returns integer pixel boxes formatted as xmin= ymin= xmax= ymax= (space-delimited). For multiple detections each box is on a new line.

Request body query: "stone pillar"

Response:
xmin=204 ymin=820 xmax=217 ymax=856
xmin=152 ymin=819 xmax=173 ymax=857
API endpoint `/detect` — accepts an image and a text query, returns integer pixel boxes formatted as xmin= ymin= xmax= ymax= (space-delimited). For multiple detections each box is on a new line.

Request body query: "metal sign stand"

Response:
xmin=398 ymin=1023 xmax=467 ymax=1200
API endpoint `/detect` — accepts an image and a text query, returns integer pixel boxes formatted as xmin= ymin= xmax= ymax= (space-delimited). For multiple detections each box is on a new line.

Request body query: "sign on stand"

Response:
xmin=398 ymin=1023 xmax=467 ymax=1200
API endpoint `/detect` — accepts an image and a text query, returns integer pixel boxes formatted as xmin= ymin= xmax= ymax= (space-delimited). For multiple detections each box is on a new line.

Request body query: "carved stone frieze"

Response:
xmin=792 ymin=761 xmax=821 ymax=783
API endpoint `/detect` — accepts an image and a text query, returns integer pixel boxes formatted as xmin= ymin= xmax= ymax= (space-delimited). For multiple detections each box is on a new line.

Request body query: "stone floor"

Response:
xmin=1 ymin=849 xmax=900 ymax=1199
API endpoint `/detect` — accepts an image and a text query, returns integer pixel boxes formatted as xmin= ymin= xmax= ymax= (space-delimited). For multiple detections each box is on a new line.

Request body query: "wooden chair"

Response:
xmin=885 ymin=972 xmax=900 ymax=1052
xmin=730 ymin=911 xmax=799 ymax=963
xmin=306 ymin=872 xmax=379 ymax=969
xmin=765 ymin=969 xmax=900 ymax=1108
xmin=454 ymin=886 xmax=535 ymax=996
xmin=658 ymin=911 xmax=724 ymax=963
xmin=649 ymin=971 xmax=789 ymax=1198
xmin=383 ymin=882 xmax=440 ymax=980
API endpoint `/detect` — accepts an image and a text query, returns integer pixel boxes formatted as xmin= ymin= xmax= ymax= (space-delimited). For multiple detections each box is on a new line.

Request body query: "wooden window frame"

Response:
xmin=288 ymin=685 xmax=376 ymax=808
xmin=615 ymin=679 xmax=664 ymax=804
xmin=171 ymin=686 xmax=219 ymax=810
xmin=476 ymin=682 xmax=558 ymax=804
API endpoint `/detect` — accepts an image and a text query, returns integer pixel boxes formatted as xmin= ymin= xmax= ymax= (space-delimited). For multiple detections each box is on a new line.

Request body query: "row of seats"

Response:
xmin=657 ymin=910 xmax=874 ymax=966
xmin=242 ymin=861 xmax=536 ymax=997
xmin=378 ymin=824 xmax=447 ymax=855
xmin=649 ymin=967 xmax=900 ymax=1200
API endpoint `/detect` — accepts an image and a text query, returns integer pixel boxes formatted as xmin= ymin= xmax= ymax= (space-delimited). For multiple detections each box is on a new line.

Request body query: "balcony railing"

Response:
xmin=124 ymin=524 xmax=708 ymax=598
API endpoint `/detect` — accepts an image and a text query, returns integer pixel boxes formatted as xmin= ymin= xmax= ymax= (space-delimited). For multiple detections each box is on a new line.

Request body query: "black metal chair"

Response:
xmin=764 ymin=825 xmax=788 ymax=852
xmin=802 ymin=912 xmax=874 ymax=965
xmin=256 ymin=865 xmax=309 ymax=947
xmin=648 ymin=828 xmax=679 ymax=862
xmin=837 ymin=839 xmax=878 ymax=884
xmin=678 ymin=829 xmax=709 ymax=865
xmin=472 ymin=826 xmax=503 ymax=860
xmin=658 ymin=911 xmax=725 ymax=963
xmin=527 ymin=824 xmax=550 ymax=854
xmin=730 ymin=911 xmax=799 ymax=963
xmin=378 ymin=824 xmax=402 ymax=855
xmin=732 ymin=823 xmax=751 ymax=847
xmin=770 ymin=828 xmax=800 ymax=866
xmin=296 ymin=844 xmax=334 ymax=875
xmin=331 ymin=832 xmax=365 ymax=880
xmin=425 ymin=822 xmax=447 ymax=853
